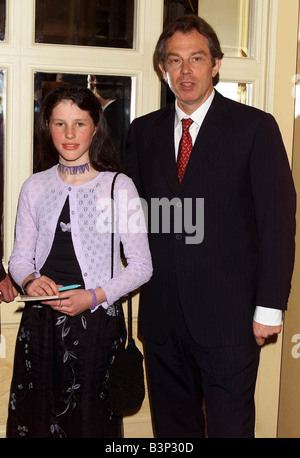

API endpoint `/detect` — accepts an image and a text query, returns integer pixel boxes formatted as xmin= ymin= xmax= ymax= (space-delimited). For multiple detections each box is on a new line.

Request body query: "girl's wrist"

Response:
xmin=88 ymin=287 xmax=106 ymax=310
xmin=89 ymin=289 xmax=97 ymax=310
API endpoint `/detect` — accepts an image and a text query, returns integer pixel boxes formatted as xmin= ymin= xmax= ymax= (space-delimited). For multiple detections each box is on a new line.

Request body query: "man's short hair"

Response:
xmin=154 ymin=15 xmax=224 ymax=86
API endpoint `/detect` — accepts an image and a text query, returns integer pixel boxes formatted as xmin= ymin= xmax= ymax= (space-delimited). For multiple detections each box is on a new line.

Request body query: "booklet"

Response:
xmin=17 ymin=295 xmax=69 ymax=302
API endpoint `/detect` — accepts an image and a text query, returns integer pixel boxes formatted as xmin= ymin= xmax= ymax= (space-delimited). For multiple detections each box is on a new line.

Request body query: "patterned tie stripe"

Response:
xmin=177 ymin=118 xmax=193 ymax=183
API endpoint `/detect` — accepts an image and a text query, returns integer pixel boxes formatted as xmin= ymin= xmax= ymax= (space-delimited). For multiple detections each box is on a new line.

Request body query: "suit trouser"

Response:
xmin=143 ymin=304 xmax=260 ymax=438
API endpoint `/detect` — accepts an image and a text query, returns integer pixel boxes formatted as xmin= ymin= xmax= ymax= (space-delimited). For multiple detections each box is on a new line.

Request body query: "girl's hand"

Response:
xmin=43 ymin=289 xmax=94 ymax=316
xmin=24 ymin=275 xmax=60 ymax=297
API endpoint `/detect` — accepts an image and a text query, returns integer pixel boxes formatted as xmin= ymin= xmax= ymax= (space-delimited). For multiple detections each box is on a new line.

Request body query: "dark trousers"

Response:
xmin=144 ymin=304 xmax=260 ymax=438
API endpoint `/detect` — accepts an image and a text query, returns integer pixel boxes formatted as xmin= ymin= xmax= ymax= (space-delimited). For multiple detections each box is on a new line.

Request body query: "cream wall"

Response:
xmin=273 ymin=0 xmax=299 ymax=162
xmin=255 ymin=0 xmax=299 ymax=439
xmin=277 ymin=0 xmax=300 ymax=438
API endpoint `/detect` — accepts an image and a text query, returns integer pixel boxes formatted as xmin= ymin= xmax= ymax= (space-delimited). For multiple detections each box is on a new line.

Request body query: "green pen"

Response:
xmin=58 ymin=284 xmax=81 ymax=292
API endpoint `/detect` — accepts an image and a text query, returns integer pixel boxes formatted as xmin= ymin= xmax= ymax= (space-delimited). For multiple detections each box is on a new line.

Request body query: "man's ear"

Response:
xmin=158 ymin=62 xmax=167 ymax=80
xmin=212 ymin=58 xmax=222 ymax=78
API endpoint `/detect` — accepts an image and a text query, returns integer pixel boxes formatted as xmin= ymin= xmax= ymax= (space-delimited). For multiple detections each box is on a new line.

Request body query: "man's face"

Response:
xmin=159 ymin=29 xmax=221 ymax=115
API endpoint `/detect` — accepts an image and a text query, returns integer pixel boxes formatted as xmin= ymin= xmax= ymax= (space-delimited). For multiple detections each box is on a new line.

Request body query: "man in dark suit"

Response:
xmin=124 ymin=15 xmax=296 ymax=438
xmin=0 ymin=261 xmax=17 ymax=303
xmin=0 ymin=121 xmax=18 ymax=304
xmin=0 ymin=180 xmax=18 ymax=337
xmin=92 ymin=79 xmax=130 ymax=162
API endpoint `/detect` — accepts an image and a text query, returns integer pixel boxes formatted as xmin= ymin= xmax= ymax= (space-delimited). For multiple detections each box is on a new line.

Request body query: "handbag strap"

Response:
xmin=110 ymin=172 xmax=133 ymax=341
xmin=110 ymin=172 xmax=119 ymax=280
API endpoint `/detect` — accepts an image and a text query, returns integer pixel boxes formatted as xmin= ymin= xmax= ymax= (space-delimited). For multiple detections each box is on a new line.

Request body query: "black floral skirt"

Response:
xmin=6 ymin=301 xmax=126 ymax=438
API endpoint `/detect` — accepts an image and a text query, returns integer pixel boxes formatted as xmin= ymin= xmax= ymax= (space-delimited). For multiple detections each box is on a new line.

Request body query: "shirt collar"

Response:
xmin=102 ymin=99 xmax=116 ymax=110
xmin=175 ymin=89 xmax=215 ymax=128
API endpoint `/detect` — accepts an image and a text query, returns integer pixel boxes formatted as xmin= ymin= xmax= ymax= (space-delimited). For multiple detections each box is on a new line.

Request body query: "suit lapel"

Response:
xmin=180 ymin=91 xmax=228 ymax=189
xmin=153 ymin=105 xmax=181 ymax=195
xmin=152 ymin=92 xmax=229 ymax=195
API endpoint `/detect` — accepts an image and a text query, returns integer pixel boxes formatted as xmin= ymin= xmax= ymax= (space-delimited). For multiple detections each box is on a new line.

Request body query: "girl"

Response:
xmin=7 ymin=86 xmax=152 ymax=438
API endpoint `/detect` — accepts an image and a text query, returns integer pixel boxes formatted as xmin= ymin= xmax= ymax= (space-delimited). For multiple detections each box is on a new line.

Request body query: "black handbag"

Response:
xmin=105 ymin=173 xmax=145 ymax=417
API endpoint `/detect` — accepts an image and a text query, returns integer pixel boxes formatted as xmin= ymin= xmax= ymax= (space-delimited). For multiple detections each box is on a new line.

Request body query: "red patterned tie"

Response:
xmin=177 ymin=118 xmax=193 ymax=183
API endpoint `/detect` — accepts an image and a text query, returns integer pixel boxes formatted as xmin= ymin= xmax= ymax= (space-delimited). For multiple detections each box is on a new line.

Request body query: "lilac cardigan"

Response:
xmin=9 ymin=166 xmax=152 ymax=309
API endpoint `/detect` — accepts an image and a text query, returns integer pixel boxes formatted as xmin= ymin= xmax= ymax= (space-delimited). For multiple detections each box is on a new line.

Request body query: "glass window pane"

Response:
xmin=0 ymin=0 xmax=6 ymax=41
xmin=33 ymin=72 xmax=132 ymax=172
xmin=35 ymin=0 xmax=135 ymax=49
xmin=197 ymin=0 xmax=252 ymax=58
xmin=163 ymin=0 xmax=253 ymax=58
xmin=216 ymin=81 xmax=253 ymax=105
xmin=163 ymin=0 xmax=199 ymax=25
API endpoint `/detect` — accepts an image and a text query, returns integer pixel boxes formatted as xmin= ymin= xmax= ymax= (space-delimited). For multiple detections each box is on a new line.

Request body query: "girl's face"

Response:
xmin=48 ymin=100 xmax=97 ymax=165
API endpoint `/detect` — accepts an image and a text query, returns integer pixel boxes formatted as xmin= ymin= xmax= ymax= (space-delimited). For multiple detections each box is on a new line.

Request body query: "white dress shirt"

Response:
xmin=174 ymin=90 xmax=282 ymax=326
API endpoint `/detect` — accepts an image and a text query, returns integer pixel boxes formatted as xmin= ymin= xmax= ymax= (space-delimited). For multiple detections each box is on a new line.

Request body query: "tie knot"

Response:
xmin=181 ymin=118 xmax=193 ymax=132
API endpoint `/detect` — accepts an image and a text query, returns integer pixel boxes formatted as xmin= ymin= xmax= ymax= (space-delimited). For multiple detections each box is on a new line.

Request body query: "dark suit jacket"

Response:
xmin=124 ymin=90 xmax=296 ymax=347
xmin=104 ymin=98 xmax=130 ymax=161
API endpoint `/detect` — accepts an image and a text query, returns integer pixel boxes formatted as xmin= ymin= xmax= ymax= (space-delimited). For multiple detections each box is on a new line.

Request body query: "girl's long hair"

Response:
xmin=36 ymin=85 xmax=121 ymax=172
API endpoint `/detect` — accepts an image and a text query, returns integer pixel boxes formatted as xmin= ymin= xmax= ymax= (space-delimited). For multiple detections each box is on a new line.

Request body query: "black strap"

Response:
xmin=110 ymin=172 xmax=119 ymax=279
xmin=110 ymin=172 xmax=133 ymax=341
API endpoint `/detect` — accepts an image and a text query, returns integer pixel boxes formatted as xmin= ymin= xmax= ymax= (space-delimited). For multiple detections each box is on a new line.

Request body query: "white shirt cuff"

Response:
xmin=253 ymin=306 xmax=283 ymax=326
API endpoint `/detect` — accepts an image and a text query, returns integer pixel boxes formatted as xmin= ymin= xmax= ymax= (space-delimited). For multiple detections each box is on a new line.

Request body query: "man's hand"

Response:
xmin=0 ymin=274 xmax=18 ymax=302
xmin=253 ymin=320 xmax=282 ymax=346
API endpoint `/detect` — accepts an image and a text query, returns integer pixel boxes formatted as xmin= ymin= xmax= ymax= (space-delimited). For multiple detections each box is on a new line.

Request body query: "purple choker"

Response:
xmin=58 ymin=162 xmax=90 ymax=175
